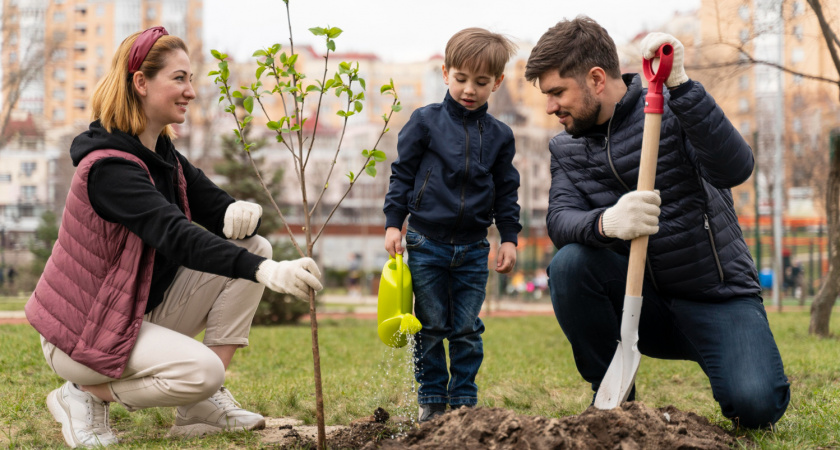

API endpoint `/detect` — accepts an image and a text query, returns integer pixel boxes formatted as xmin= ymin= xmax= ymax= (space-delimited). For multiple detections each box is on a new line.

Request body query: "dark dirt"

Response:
xmin=274 ymin=402 xmax=743 ymax=449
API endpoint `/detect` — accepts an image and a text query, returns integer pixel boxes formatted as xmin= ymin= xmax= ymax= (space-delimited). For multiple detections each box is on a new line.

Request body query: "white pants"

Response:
xmin=40 ymin=235 xmax=271 ymax=411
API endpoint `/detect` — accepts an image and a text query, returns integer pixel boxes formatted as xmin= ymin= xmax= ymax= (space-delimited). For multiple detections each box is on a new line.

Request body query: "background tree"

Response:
xmin=210 ymin=1 xmax=401 ymax=447
xmin=697 ymin=0 xmax=840 ymax=336
xmin=28 ymin=210 xmax=58 ymax=278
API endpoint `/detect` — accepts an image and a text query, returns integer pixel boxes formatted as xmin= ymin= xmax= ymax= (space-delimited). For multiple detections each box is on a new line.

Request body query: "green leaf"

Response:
xmin=270 ymin=44 xmax=281 ymax=54
xmin=346 ymin=171 xmax=355 ymax=182
xmin=276 ymin=134 xmax=285 ymax=143
xmin=306 ymin=85 xmax=320 ymax=92
xmin=354 ymin=100 xmax=363 ymax=113
xmin=243 ymin=96 xmax=254 ymax=114
xmin=290 ymin=124 xmax=301 ymax=131
xmin=232 ymin=91 xmax=243 ymax=98
xmin=287 ymin=54 xmax=299 ymax=66
xmin=243 ymin=115 xmax=253 ymax=125
xmin=380 ymin=84 xmax=391 ymax=94
xmin=208 ymin=70 xmax=219 ymax=76
xmin=336 ymin=110 xmax=348 ymax=117
xmin=266 ymin=121 xmax=281 ymax=130
xmin=309 ymin=27 xmax=326 ymax=36
xmin=361 ymin=150 xmax=370 ymax=158
xmin=365 ymin=165 xmax=377 ymax=177
xmin=211 ymin=49 xmax=222 ymax=60
xmin=327 ymin=40 xmax=335 ymax=52
xmin=372 ymin=150 xmax=386 ymax=162
xmin=327 ymin=27 xmax=343 ymax=38
xmin=253 ymin=49 xmax=267 ymax=57
xmin=359 ymin=78 xmax=366 ymax=90
xmin=339 ymin=61 xmax=351 ymax=71
xmin=391 ymin=104 xmax=403 ymax=112
xmin=256 ymin=66 xmax=266 ymax=79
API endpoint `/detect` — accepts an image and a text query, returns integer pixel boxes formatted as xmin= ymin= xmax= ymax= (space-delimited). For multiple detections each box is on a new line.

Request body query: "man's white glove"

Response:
xmin=256 ymin=258 xmax=323 ymax=300
xmin=601 ymin=190 xmax=661 ymax=240
xmin=223 ymin=201 xmax=262 ymax=239
xmin=640 ymin=32 xmax=689 ymax=88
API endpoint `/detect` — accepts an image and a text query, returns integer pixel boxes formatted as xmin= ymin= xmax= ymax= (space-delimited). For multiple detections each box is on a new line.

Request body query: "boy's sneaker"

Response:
xmin=169 ymin=386 xmax=265 ymax=438
xmin=46 ymin=381 xmax=118 ymax=448
xmin=418 ymin=403 xmax=447 ymax=423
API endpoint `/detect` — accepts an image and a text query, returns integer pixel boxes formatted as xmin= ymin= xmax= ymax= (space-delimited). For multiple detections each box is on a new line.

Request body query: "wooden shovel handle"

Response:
xmin=626 ymin=113 xmax=662 ymax=297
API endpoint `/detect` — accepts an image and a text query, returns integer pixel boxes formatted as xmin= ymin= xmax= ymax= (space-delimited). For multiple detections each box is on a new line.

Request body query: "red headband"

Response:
xmin=128 ymin=26 xmax=169 ymax=74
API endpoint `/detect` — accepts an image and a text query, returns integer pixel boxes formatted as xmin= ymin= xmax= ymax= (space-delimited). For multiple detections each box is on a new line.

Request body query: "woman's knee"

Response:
xmin=174 ymin=351 xmax=226 ymax=403
xmin=243 ymin=234 xmax=272 ymax=259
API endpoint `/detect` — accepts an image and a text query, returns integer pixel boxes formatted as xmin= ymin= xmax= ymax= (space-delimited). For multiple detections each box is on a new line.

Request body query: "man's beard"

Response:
xmin=564 ymin=87 xmax=601 ymax=136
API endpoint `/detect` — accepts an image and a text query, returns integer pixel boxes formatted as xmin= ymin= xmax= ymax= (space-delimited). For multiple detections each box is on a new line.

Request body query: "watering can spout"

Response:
xmin=377 ymin=253 xmax=422 ymax=347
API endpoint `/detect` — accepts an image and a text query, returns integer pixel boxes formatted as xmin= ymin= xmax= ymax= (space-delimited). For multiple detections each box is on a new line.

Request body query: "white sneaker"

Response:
xmin=169 ymin=386 xmax=265 ymax=438
xmin=46 ymin=381 xmax=118 ymax=448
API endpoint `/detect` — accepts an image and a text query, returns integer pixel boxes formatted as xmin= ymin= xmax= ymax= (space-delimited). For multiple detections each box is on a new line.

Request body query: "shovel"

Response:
xmin=593 ymin=43 xmax=673 ymax=410
xmin=377 ymin=253 xmax=422 ymax=347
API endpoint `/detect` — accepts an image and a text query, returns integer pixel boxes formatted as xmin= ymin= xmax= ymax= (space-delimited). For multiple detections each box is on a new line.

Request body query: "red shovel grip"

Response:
xmin=642 ymin=43 xmax=674 ymax=114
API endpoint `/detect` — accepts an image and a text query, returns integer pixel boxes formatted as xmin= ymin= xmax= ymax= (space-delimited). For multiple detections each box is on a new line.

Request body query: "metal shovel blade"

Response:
xmin=593 ymin=295 xmax=643 ymax=409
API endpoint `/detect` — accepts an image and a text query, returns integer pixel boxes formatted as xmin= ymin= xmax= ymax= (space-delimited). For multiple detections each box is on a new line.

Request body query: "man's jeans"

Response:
xmin=548 ymin=244 xmax=790 ymax=428
xmin=406 ymin=229 xmax=489 ymax=407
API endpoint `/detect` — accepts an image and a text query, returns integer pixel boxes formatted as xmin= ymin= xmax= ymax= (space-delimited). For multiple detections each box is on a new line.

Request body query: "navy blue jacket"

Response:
xmin=384 ymin=92 xmax=522 ymax=244
xmin=548 ymin=74 xmax=760 ymax=301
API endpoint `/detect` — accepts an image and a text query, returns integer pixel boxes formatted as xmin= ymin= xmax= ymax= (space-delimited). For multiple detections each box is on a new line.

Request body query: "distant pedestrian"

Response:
xmin=6 ymin=267 xmax=15 ymax=287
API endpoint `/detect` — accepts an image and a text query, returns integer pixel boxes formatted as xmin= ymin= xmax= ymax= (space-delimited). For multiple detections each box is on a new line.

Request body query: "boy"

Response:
xmin=383 ymin=28 xmax=522 ymax=423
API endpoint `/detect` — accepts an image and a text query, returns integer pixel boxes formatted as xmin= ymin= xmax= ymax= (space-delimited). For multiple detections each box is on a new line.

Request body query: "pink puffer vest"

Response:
xmin=25 ymin=149 xmax=191 ymax=378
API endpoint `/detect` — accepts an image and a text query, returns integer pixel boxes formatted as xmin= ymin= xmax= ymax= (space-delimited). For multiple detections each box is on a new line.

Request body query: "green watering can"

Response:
xmin=377 ymin=254 xmax=422 ymax=347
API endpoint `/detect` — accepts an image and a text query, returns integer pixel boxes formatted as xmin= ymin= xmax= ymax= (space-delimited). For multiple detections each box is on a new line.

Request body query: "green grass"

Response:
xmin=0 ymin=296 xmax=27 ymax=311
xmin=1 ymin=312 xmax=838 ymax=448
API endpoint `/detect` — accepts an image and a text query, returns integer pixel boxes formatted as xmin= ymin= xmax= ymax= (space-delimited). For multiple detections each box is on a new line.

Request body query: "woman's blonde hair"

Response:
xmin=91 ymin=31 xmax=189 ymax=138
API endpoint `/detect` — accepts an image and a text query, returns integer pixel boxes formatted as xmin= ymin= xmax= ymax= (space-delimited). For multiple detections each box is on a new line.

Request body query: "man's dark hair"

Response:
xmin=525 ymin=16 xmax=621 ymax=82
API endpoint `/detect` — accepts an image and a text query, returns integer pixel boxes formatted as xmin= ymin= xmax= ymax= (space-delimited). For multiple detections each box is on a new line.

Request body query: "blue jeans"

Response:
xmin=406 ymin=229 xmax=490 ymax=407
xmin=548 ymin=244 xmax=790 ymax=428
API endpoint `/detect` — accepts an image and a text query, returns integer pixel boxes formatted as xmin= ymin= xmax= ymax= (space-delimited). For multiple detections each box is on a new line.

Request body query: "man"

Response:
xmin=525 ymin=16 xmax=790 ymax=429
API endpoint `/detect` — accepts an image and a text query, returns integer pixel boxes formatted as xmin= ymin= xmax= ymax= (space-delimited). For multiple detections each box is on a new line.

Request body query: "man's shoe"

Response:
xmin=46 ymin=381 xmax=118 ymax=448
xmin=418 ymin=403 xmax=447 ymax=423
xmin=169 ymin=386 xmax=266 ymax=438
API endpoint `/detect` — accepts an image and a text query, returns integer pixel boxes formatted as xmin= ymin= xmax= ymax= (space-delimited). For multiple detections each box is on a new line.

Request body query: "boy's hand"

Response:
xmin=385 ymin=227 xmax=404 ymax=257
xmin=495 ymin=242 xmax=517 ymax=274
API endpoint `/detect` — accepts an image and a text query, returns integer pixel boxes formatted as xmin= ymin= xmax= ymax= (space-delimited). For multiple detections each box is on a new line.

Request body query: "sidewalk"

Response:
xmin=0 ymin=294 xmax=555 ymax=324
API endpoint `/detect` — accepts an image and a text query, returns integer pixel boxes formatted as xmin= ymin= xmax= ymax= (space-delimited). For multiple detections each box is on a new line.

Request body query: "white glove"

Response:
xmin=640 ymin=32 xmax=689 ymax=88
xmin=256 ymin=258 xmax=323 ymax=300
xmin=223 ymin=201 xmax=262 ymax=239
xmin=601 ymin=190 xmax=661 ymax=240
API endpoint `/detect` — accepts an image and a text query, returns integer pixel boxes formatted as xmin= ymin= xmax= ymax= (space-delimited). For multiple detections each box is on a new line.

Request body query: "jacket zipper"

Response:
xmin=452 ymin=117 xmax=470 ymax=243
xmin=703 ymin=213 xmax=726 ymax=281
xmin=604 ymin=109 xmax=658 ymax=291
xmin=414 ymin=168 xmax=432 ymax=210
xmin=478 ymin=121 xmax=484 ymax=164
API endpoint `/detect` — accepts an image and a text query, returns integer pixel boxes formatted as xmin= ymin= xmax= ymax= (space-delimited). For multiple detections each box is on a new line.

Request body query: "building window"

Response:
xmin=53 ymin=11 xmax=66 ymax=22
xmin=793 ymin=25 xmax=803 ymax=40
xmin=96 ymin=25 xmax=103 ymax=36
xmin=740 ymin=121 xmax=751 ymax=135
xmin=96 ymin=45 xmax=104 ymax=58
xmin=793 ymin=74 xmax=803 ymax=85
xmin=739 ymin=75 xmax=749 ymax=91
xmin=9 ymin=52 xmax=17 ymax=64
xmin=52 ymin=89 xmax=65 ymax=100
xmin=54 ymin=48 xmax=67 ymax=60
xmin=739 ymin=29 xmax=750 ymax=44
xmin=0 ymin=174 xmax=11 ymax=183
xmin=54 ymin=68 xmax=66 ymax=81
xmin=739 ymin=5 xmax=750 ymax=21
xmin=792 ymin=1 xmax=804 ymax=16
xmin=97 ymin=5 xmax=105 ymax=16
xmin=21 ymin=162 xmax=37 ymax=177
xmin=53 ymin=108 xmax=65 ymax=121
xmin=73 ymin=100 xmax=86 ymax=111
xmin=147 ymin=7 xmax=156 ymax=20
xmin=791 ymin=48 xmax=805 ymax=64
xmin=738 ymin=98 xmax=750 ymax=113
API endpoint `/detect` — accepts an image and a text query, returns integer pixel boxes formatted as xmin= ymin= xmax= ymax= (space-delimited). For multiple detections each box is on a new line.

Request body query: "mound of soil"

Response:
xmin=363 ymin=402 xmax=738 ymax=450
xmin=264 ymin=402 xmax=740 ymax=449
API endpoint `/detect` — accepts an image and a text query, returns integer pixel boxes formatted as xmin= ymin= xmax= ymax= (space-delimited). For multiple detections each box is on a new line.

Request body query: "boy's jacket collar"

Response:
xmin=443 ymin=91 xmax=488 ymax=120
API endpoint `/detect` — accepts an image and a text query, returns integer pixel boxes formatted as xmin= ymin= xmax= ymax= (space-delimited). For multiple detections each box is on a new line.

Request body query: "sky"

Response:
xmin=203 ymin=0 xmax=700 ymax=63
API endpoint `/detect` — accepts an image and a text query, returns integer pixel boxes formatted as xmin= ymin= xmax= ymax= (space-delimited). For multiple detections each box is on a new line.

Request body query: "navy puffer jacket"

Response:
xmin=547 ymin=74 xmax=760 ymax=301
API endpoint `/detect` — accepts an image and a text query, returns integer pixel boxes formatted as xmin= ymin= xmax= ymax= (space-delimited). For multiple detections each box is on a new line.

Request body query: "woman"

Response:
xmin=24 ymin=26 xmax=322 ymax=448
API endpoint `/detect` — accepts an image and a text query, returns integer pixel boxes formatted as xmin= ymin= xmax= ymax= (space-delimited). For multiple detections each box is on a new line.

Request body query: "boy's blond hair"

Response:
xmin=91 ymin=32 xmax=189 ymax=139
xmin=445 ymin=28 xmax=517 ymax=78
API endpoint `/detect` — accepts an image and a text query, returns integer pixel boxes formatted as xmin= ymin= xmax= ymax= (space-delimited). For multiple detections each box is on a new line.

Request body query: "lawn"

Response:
xmin=1 ymin=311 xmax=838 ymax=448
